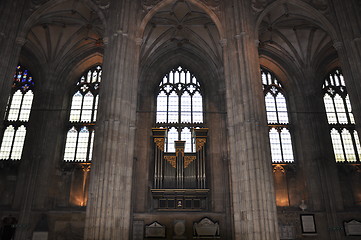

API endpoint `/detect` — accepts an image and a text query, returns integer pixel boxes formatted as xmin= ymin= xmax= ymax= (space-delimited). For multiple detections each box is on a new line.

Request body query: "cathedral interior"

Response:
xmin=0 ymin=0 xmax=361 ymax=239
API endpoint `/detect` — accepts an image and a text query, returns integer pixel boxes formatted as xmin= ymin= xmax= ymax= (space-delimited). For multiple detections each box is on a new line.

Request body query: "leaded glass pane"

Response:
xmin=92 ymin=70 xmax=98 ymax=83
xmin=76 ymin=127 xmax=89 ymax=162
xmin=334 ymin=94 xmax=347 ymax=124
xmin=11 ymin=125 xmax=26 ymax=160
xmin=19 ymin=90 xmax=33 ymax=121
xmin=181 ymin=92 xmax=191 ymax=123
xmin=281 ymin=128 xmax=294 ymax=162
xmin=345 ymin=96 xmax=355 ymax=124
xmin=276 ymin=93 xmax=289 ymax=124
xmin=0 ymin=126 xmax=15 ymax=159
xmin=181 ymin=127 xmax=192 ymax=152
xmin=89 ymin=130 xmax=95 ymax=161
xmin=93 ymin=95 xmax=99 ymax=122
xmin=156 ymin=92 xmax=167 ymax=123
xmin=265 ymin=93 xmax=277 ymax=123
xmin=331 ymin=129 xmax=344 ymax=162
xmin=167 ymin=127 xmax=178 ymax=152
xmin=168 ymin=92 xmax=178 ymax=123
xmin=324 ymin=94 xmax=337 ymax=124
xmin=69 ymin=91 xmax=82 ymax=122
xmin=64 ymin=127 xmax=78 ymax=161
xmin=8 ymin=90 xmax=22 ymax=121
xmin=342 ymin=129 xmax=356 ymax=162
xmin=81 ymin=92 xmax=94 ymax=122
xmin=193 ymin=92 xmax=203 ymax=123
xmin=262 ymin=72 xmax=267 ymax=85
xmin=269 ymin=128 xmax=282 ymax=163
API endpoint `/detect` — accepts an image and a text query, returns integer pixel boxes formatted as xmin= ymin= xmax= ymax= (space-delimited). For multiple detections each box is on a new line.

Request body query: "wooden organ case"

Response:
xmin=151 ymin=128 xmax=209 ymax=210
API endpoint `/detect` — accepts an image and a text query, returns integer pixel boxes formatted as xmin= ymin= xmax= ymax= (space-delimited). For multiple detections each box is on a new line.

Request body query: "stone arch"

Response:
xmin=138 ymin=0 xmax=225 ymax=41
xmin=18 ymin=0 xmax=106 ymax=44
xmin=255 ymin=0 xmax=338 ymax=43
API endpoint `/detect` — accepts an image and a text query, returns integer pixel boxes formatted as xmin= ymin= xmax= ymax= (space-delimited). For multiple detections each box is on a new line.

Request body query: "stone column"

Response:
xmin=13 ymin=64 xmax=69 ymax=240
xmin=84 ymin=0 xmax=140 ymax=239
xmin=223 ymin=0 xmax=279 ymax=239
xmin=290 ymin=68 xmax=343 ymax=240
xmin=330 ymin=0 xmax=361 ymax=128
xmin=0 ymin=0 xmax=28 ymax=122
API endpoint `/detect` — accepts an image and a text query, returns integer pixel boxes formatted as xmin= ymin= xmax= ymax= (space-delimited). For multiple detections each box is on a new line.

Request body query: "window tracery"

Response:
xmin=262 ymin=68 xmax=294 ymax=163
xmin=156 ymin=66 xmax=203 ymax=152
xmin=323 ymin=69 xmax=361 ymax=162
xmin=0 ymin=65 xmax=34 ymax=160
xmin=63 ymin=66 xmax=101 ymax=162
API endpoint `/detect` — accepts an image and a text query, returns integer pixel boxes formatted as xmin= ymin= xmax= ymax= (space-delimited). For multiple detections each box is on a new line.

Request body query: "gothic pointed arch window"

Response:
xmin=262 ymin=68 xmax=294 ymax=163
xmin=156 ymin=66 xmax=204 ymax=152
xmin=63 ymin=65 xmax=101 ymax=162
xmin=152 ymin=66 xmax=208 ymax=210
xmin=0 ymin=65 xmax=35 ymax=160
xmin=323 ymin=69 xmax=361 ymax=162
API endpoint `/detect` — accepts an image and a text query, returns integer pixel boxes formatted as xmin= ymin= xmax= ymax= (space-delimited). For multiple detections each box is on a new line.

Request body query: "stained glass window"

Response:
xmin=0 ymin=65 xmax=35 ymax=160
xmin=323 ymin=69 xmax=361 ymax=162
xmin=156 ymin=66 xmax=203 ymax=152
xmin=63 ymin=65 xmax=101 ymax=162
xmin=262 ymin=68 xmax=294 ymax=163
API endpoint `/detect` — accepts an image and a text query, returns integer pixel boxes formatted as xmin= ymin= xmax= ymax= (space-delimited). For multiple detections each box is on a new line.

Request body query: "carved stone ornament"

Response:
xmin=176 ymin=148 xmax=185 ymax=157
xmin=154 ymin=138 xmax=165 ymax=151
xmin=164 ymin=156 xmax=176 ymax=168
xmin=273 ymin=164 xmax=285 ymax=173
xmin=184 ymin=156 xmax=196 ymax=168
xmin=196 ymin=138 xmax=207 ymax=151
xmin=193 ymin=217 xmax=219 ymax=237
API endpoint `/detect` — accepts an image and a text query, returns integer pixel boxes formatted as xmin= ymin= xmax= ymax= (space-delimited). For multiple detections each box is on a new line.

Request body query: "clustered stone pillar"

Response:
xmin=84 ymin=0 xmax=140 ymax=239
xmin=222 ymin=0 xmax=279 ymax=239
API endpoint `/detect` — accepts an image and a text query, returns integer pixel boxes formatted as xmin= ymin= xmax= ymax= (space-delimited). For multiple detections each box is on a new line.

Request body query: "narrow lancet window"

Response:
xmin=63 ymin=65 xmax=101 ymax=162
xmin=0 ymin=65 xmax=35 ymax=160
xmin=323 ymin=69 xmax=361 ymax=162
xmin=262 ymin=68 xmax=294 ymax=163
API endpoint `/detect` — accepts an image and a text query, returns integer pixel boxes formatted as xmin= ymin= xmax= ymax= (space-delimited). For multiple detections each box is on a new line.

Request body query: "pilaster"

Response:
xmin=84 ymin=0 xmax=140 ymax=239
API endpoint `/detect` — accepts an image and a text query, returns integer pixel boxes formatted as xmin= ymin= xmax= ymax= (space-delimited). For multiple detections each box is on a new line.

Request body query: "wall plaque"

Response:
xmin=301 ymin=214 xmax=316 ymax=234
xmin=193 ymin=217 xmax=219 ymax=237
xmin=145 ymin=221 xmax=165 ymax=238
xmin=344 ymin=220 xmax=361 ymax=236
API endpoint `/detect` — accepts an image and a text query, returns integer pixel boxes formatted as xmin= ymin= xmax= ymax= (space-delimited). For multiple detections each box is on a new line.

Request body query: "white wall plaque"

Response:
xmin=301 ymin=214 xmax=316 ymax=234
